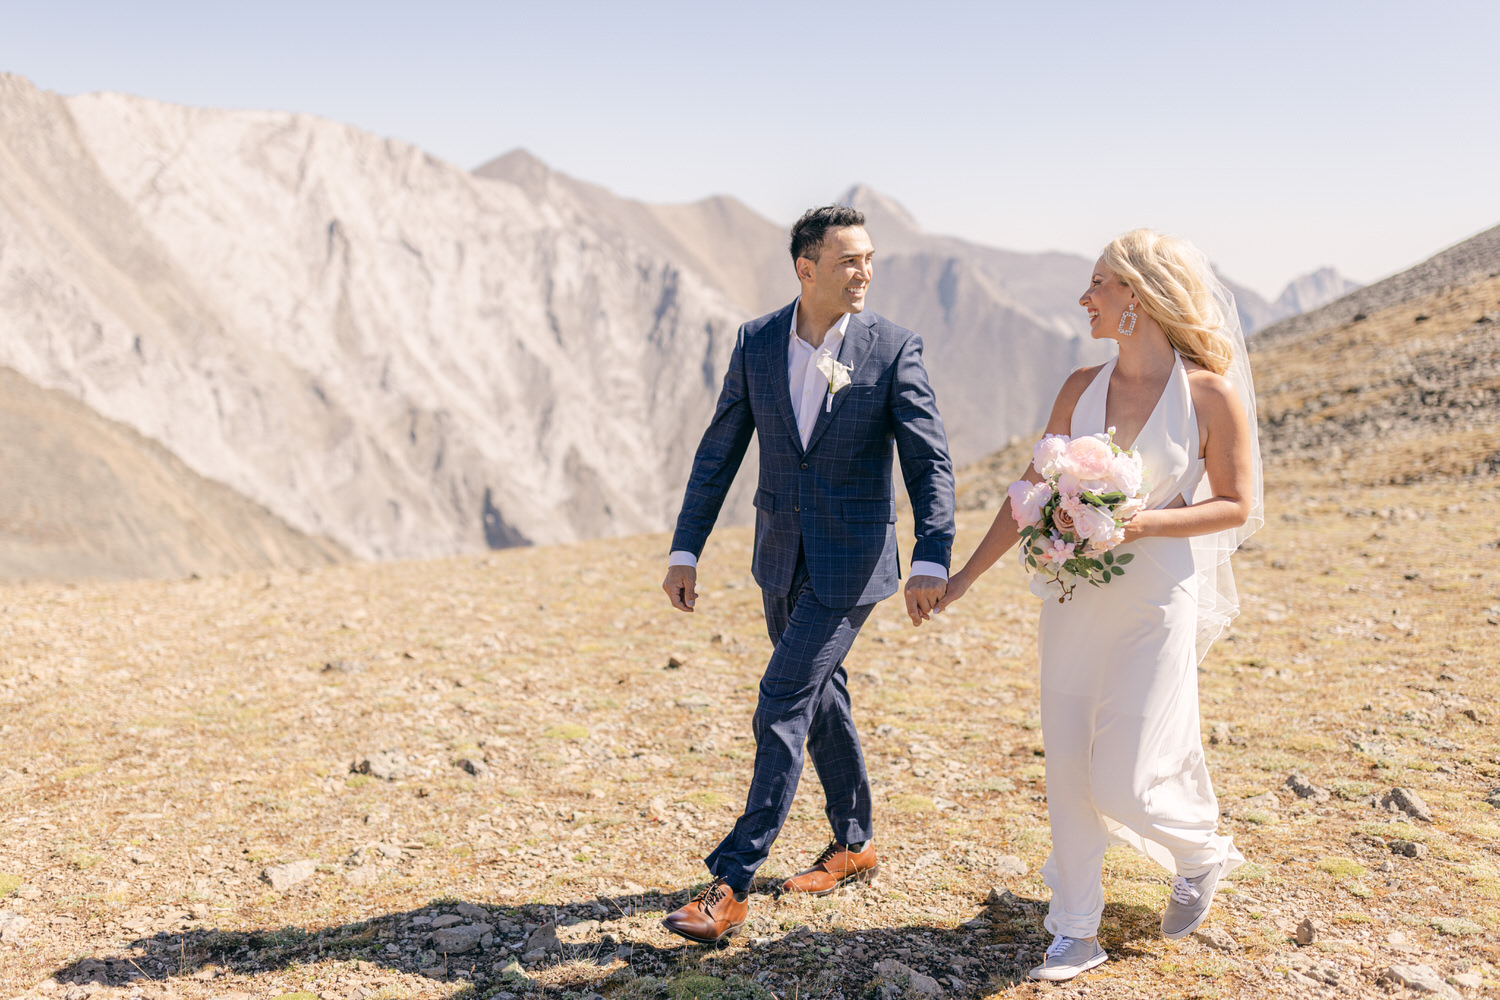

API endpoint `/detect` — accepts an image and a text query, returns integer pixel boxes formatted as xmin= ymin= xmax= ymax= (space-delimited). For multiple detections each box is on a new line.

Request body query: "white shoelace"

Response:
xmin=1045 ymin=934 xmax=1076 ymax=958
xmin=1169 ymin=874 xmax=1201 ymax=905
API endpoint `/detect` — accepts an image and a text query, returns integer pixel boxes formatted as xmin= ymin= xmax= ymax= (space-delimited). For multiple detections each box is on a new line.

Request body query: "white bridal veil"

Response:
xmin=1184 ymin=244 xmax=1265 ymax=661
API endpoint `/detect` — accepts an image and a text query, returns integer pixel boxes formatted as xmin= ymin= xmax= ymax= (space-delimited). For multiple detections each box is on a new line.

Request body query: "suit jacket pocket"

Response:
xmin=842 ymin=499 xmax=896 ymax=523
xmin=754 ymin=488 xmax=777 ymax=513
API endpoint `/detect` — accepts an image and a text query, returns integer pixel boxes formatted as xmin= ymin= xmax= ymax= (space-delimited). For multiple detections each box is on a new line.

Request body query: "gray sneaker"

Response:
xmin=1027 ymin=934 xmax=1108 ymax=981
xmin=1162 ymin=861 xmax=1224 ymax=939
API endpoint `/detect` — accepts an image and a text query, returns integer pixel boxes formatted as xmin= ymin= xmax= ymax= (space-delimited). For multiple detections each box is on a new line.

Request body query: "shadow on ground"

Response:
xmin=49 ymin=885 xmax=1164 ymax=999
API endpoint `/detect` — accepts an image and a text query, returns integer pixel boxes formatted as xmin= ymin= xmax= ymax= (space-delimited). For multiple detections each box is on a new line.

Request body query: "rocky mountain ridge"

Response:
xmin=0 ymin=73 xmax=1377 ymax=571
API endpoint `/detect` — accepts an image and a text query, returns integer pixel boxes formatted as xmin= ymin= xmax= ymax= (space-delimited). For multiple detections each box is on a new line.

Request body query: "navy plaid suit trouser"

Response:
xmin=703 ymin=547 xmax=876 ymax=891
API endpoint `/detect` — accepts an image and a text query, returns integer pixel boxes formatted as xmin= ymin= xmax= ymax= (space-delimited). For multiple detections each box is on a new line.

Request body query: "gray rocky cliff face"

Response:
xmin=0 ymin=75 xmax=744 ymax=559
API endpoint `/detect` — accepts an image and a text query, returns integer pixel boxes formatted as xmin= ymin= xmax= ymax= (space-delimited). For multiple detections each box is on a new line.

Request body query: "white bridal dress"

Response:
xmin=1036 ymin=351 xmax=1245 ymax=940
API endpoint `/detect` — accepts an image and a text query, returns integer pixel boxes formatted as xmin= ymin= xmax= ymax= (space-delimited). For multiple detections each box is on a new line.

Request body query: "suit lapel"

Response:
xmin=761 ymin=302 xmax=803 ymax=451
xmin=803 ymin=311 xmax=877 ymax=455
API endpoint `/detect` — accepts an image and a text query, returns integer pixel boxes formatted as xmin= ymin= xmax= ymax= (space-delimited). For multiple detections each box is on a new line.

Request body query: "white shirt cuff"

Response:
xmin=910 ymin=560 xmax=947 ymax=581
xmin=668 ymin=550 xmax=698 ymax=568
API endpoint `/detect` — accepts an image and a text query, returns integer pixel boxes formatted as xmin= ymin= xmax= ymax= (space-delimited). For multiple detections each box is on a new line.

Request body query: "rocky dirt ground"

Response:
xmin=1 ymin=284 xmax=1498 ymax=1000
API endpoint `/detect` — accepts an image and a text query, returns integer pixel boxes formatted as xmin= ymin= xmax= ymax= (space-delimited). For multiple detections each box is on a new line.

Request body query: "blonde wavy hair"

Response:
xmin=1101 ymin=229 xmax=1233 ymax=375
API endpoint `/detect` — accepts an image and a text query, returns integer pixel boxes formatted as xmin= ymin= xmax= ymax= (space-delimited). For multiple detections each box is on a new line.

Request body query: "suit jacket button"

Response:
xmin=800 ymin=462 xmax=809 ymax=469
xmin=794 ymin=505 xmax=801 ymax=512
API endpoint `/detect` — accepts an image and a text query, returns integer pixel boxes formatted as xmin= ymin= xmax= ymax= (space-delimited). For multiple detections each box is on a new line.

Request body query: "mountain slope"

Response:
xmin=0 ymin=74 xmax=749 ymax=559
xmin=0 ymin=366 xmax=344 ymax=581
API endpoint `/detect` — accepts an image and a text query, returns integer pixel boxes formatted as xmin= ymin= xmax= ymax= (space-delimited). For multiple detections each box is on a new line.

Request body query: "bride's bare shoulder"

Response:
xmin=1185 ymin=366 xmax=1243 ymax=414
xmin=1043 ymin=364 xmax=1105 ymax=434
xmin=1060 ymin=364 xmax=1105 ymax=397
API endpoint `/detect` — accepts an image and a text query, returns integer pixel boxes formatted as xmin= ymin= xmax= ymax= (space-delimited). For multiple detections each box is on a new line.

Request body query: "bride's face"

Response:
xmin=1079 ymin=259 xmax=1135 ymax=339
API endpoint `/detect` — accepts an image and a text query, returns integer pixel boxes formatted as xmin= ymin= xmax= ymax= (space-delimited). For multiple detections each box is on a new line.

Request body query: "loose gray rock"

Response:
xmin=1390 ymin=840 xmax=1428 ymax=858
xmin=352 ymin=750 xmax=408 ymax=781
xmin=431 ymin=914 xmax=463 ymax=929
xmin=0 ymin=910 xmax=28 ymax=943
xmin=1485 ymin=787 xmax=1500 ymax=809
xmin=343 ymin=864 xmax=379 ymax=886
xmin=1208 ymin=721 xmax=1234 ymax=745
xmin=1380 ymin=964 xmax=1461 ymax=998
xmin=665 ymin=655 xmax=687 ymax=669
xmin=1193 ymin=926 xmax=1239 ymax=952
xmin=1285 ymin=772 xmax=1331 ymax=802
xmin=262 ymin=860 xmax=318 ymax=891
xmin=994 ymin=855 xmax=1027 ymax=877
xmin=1450 ymin=972 xmax=1483 ymax=990
xmin=322 ymin=659 xmax=364 ymax=674
xmin=1383 ymin=786 xmax=1434 ymax=822
xmin=874 ymin=958 xmax=943 ymax=996
xmin=1295 ymin=916 xmax=1318 ymax=946
xmin=524 ymin=920 xmax=560 ymax=954
xmin=456 ymin=902 xmax=489 ymax=921
xmin=432 ymin=923 xmax=489 ymax=954
xmin=455 ymin=757 xmax=490 ymax=778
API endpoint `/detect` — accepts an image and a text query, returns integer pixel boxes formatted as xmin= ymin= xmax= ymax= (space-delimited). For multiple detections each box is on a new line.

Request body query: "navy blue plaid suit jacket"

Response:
xmin=671 ymin=301 xmax=956 ymax=608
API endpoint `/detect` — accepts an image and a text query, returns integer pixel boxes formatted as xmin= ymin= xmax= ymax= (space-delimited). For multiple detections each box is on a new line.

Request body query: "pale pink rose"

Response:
xmin=1105 ymin=451 xmax=1144 ymax=496
xmin=1072 ymin=503 xmax=1124 ymax=549
xmin=1056 ymin=471 xmax=1083 ymax=498
xmin=1032 ymin=435 xmax=1068 ymax=478
xmin=1007 ymin=480 xmax=1051 ymax=528
xmin=1062 ymin=434 xmax=1115 ymax=481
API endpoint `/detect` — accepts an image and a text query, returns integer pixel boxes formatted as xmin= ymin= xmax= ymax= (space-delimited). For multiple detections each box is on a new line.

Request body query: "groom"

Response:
xmin=659 ymin=205 xmax=956 ymax=942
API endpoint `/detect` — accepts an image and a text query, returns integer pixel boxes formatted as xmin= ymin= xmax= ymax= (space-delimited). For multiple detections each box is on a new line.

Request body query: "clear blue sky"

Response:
xmin=4 ymin=0 xmax=1496 ymax=299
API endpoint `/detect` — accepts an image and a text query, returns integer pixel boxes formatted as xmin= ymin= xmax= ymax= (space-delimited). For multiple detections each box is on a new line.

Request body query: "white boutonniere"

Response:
xmin=814 ymin=355 xmax=853 ymax=411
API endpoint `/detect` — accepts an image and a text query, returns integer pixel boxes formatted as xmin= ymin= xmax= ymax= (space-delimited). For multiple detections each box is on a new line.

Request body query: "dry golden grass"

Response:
xmin=0 ymin=461 xmax=1495 ymax=999
xmin=1 ymin=277 xmax=1498 ymax=997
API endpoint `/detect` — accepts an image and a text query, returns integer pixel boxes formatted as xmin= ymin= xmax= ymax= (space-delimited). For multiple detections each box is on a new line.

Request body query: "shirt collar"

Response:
xmin=789 ymin=296 xmax=852 ymax=350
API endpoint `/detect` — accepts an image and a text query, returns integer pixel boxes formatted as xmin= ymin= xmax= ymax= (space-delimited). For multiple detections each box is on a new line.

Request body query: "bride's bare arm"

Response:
xmin=1122 ymin=372 xmax=1253 ymax=541
xmin=935 ymin=367 xmax=1100 ymax=611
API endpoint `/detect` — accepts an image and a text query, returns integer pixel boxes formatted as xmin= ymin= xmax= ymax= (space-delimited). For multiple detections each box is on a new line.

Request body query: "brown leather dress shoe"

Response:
xmin=781 ymin=840 xmax=879 ymax=895
xmin=661 ymin=876 xmax=749 ymax=944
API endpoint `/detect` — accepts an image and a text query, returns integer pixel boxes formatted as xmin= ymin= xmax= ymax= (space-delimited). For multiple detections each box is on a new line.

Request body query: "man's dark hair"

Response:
xmin=789 ymin=205 xmax=866 ymax=263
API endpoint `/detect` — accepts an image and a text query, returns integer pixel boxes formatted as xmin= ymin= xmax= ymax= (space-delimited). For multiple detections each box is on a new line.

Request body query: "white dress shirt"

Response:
xmin=670 ymin=299 xmax=946 ymax=583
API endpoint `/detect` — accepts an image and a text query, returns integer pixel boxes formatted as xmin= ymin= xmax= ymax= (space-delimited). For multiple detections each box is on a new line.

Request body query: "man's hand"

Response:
xmin=904 ymin=574 xmax=946 ymax=626
xmin=663 ymin=564 xmax=698 ymax=613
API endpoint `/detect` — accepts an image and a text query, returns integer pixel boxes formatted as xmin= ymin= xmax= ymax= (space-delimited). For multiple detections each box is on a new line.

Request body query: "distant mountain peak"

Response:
xmin=1274 ymin=267 xmax=1362 ymax=317
xmin=838 ymin=184 xmax=922 ymax=234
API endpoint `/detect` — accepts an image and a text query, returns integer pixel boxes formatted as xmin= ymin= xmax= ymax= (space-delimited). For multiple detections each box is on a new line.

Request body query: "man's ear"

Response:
xmin=795 ymin=256 xmax=816 ymax=284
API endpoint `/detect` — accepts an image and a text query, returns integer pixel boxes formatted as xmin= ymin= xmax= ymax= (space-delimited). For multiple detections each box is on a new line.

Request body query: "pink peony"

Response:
xmin=1008 ymin=480 xmax=1051 ymax=528
xmin=1061 ymin=434 xmax=1115 ymax=481
xmin=1105 ymin=451 xmax=1144 ymax=496
xmin=1032 ymin=435 xmax=1068 ymax=478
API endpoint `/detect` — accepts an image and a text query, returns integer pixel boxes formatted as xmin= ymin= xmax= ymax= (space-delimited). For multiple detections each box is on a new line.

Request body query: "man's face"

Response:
xmin=798 ymin=225 xmax=874 ymax=316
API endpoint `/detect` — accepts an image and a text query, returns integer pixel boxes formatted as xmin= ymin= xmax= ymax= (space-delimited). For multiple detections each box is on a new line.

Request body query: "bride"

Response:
xmin=935 ymin=229 xmax=1263 ymax=982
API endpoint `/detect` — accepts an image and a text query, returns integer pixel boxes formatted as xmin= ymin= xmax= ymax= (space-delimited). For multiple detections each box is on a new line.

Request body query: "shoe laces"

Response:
xmin=1169 ymin=874 xmax=1201 ymax=906
xmin=812 ymin=841 xmax=843 ymax=867
xmin=1045 ymin=934 xmax=1076 ymax=959
xmin=695 ymin=877 xmax=730 ymax=908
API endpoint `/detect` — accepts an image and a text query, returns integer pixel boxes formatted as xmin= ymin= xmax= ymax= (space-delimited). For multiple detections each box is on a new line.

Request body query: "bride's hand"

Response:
xmin=1120 ymin=506 xmax=1153 ymax=543
xmin=933 ymin=570 xmax=972 ymax=613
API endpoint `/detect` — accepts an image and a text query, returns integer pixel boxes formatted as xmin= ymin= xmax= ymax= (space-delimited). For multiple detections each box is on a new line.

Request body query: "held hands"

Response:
xmin=904 ymin=574 xmax=947 ymax=627
xmin=662 ymin=564 xmax=697 ymax=613
xmin=930 ymin=570 xmax=971 ymax=615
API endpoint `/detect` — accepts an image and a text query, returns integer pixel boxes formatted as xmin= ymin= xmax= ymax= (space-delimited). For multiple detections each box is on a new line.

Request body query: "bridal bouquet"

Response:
xmin=1008 ymin=429 xmax=1147 ymax=602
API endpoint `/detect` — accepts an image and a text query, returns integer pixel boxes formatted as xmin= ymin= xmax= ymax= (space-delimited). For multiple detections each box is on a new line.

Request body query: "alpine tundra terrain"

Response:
xmin=0 ymin=71 xmax=1358 ymax=573
xmin=0 ymin=224 xmax=1496 ymax=1000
